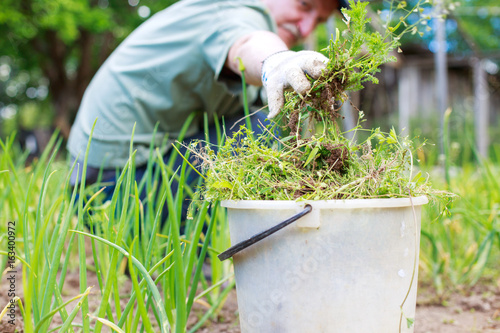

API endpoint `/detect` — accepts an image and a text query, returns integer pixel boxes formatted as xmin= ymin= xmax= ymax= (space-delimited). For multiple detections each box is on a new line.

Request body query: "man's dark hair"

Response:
xmin=338 ymin=0 xmax=350 ymax=9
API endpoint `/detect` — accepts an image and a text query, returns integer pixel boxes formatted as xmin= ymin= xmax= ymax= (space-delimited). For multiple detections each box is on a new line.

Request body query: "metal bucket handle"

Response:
xmin=218 ymin=204 xmax=312 ymax=261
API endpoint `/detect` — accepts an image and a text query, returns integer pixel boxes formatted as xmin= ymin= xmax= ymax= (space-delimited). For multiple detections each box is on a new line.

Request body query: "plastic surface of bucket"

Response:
xmin=222 ymin=196 xmax=428 ymax=333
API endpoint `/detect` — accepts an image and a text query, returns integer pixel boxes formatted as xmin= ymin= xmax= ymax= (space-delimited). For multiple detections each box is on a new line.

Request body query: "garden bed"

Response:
xmin=2 ymin=265 xmax=499 ymax=333
xmin=195 ymin=285 xmax=500 ymax=333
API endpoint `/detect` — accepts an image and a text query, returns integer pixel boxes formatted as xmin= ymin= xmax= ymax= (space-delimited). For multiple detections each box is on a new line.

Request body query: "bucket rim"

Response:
xmin=221 ymin=196 xmax=428 ymax=209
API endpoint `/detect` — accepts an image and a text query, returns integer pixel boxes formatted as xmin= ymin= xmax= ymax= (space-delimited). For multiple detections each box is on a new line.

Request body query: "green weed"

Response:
xmin=186 ymin=0 xmax=449 ymax=204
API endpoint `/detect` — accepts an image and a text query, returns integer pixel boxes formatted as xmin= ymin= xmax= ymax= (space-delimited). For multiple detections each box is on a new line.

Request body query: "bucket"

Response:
xmin=220 ymin=197 xmax=428 ymax=333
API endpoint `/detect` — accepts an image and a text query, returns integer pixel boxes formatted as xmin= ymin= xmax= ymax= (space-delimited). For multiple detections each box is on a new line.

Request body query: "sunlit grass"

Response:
xmin=0 ymin=119 xmax=233 ymax=332
xmin=416 ymin=109 xmax=500 ymax=295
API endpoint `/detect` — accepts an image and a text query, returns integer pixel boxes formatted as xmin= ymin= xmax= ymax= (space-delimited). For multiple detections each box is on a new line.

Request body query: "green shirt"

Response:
xmin=67 ymin=0 xmax=276 ymax=168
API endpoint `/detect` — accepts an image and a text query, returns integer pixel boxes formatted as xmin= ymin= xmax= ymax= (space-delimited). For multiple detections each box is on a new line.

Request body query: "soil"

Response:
xmin=2 ymin=267 xmax=499 ymax=332
xmin=196 ymin=285 xmax=500 ymax=333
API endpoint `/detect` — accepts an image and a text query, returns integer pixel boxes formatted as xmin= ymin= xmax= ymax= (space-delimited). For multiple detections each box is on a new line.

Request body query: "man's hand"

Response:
xmin=261 ymin=50 xmax=328 ymax=118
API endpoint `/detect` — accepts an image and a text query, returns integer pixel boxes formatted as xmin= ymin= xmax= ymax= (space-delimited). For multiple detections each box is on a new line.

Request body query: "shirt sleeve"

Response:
xmin=200 ymin=2 xmax=276 ymax=79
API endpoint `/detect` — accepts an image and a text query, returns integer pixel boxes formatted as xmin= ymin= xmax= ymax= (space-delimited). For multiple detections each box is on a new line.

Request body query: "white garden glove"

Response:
xmin=261 ymin=50 xmax=328 ymax=118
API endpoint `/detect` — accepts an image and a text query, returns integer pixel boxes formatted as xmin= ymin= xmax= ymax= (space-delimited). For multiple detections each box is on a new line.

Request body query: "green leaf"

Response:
xmin=281 ymin=135 xmax=296 ymax=143
xmin=211 ymin=180 xmax=233 ymax=190
xmin=303 ymin=146 xmax=320 ymax=168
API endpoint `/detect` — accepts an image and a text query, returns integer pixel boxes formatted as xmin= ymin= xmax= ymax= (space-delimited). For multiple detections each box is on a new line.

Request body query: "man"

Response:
xmin=68 ymin=0 xmax=345 ymax=192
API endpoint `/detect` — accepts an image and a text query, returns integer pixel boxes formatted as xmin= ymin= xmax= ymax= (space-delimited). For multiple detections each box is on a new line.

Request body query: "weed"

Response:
xmin=190 ymin=0 xmax=451 ymax=204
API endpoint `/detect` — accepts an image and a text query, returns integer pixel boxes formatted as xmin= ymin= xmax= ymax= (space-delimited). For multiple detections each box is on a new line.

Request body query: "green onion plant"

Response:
xmin=0 ymin=114 xmax=234 ymax=332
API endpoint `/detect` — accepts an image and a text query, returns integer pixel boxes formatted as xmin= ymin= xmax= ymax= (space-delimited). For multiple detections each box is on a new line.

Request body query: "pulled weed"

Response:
xmin=190 ymin=0 xmax=451 ymax=204
xmin=194 ymin=122 xmax=448 ymax=202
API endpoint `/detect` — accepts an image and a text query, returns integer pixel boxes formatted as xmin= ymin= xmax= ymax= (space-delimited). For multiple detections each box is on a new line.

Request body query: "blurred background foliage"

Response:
xmin=0 ymin=0 xmax=178 ymax=141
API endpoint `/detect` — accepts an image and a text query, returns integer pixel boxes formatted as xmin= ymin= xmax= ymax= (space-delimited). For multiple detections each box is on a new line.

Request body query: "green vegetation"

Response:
xmin=416 ymin=112 xmax=500 ymax=295
xmin=1 ymin=119 xmax=499 ymax=331
xmin=420 ymin=160 xmax=500 ymax=295
xmin=192 ymin=0 xmax=450 ymax=203
xmin=195 ymin=122 xmax=444 ymax=201
xmin=0 ymin=121 xmax=233 ymax=332
xmin=0 ymin=0 xmax=179 ymax=137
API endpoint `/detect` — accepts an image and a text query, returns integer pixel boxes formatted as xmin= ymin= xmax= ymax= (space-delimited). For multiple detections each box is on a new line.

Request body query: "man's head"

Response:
xmin=261 ymin=0 xmax=342 ymax=48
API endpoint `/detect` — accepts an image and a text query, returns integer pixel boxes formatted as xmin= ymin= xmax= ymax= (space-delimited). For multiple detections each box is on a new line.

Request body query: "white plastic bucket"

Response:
xmin=221 ymin=197 xmax=428 ymax=333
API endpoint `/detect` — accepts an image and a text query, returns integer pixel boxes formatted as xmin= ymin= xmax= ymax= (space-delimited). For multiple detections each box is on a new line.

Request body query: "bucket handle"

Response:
xmin=218 ymin=204 xmax=312 ymax=261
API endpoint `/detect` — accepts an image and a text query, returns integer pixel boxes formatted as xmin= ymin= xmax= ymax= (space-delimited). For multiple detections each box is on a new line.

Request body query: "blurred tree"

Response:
xmin=387 ymin=0 xmax=500 ymax=56
xmin=0 ymin=0 xmax=178 ymax=138
xmin=450 ymin=0 xmax=500 ymax=55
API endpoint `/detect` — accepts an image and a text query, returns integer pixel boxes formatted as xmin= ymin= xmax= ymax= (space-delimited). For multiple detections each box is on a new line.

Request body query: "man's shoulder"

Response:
xmin=140 ymin=0 xmax=271 ymax=34
xmin=167 ymin=0 xmax=269 ymax=15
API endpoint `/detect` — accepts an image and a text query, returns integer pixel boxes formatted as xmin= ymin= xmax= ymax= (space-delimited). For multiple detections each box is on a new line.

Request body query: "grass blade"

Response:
xmin=89 ymin=314 xmax=126 ymax=333
xmin=127 ymin=237 xmax=154 ymax=332
xmin=34 ymin=287 xmax=92 ymax=332
xmin=58 ymin=288 xmax=92 ymax=333
xmin=70 ymin=230 xmax=170 ymax=332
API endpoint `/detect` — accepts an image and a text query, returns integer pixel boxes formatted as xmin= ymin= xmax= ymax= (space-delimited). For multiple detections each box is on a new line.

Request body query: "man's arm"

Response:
xmin=225 ymin=31 xmax=329 ymax=118
xmin=225 ymin=31 xmax=288 ymax=86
